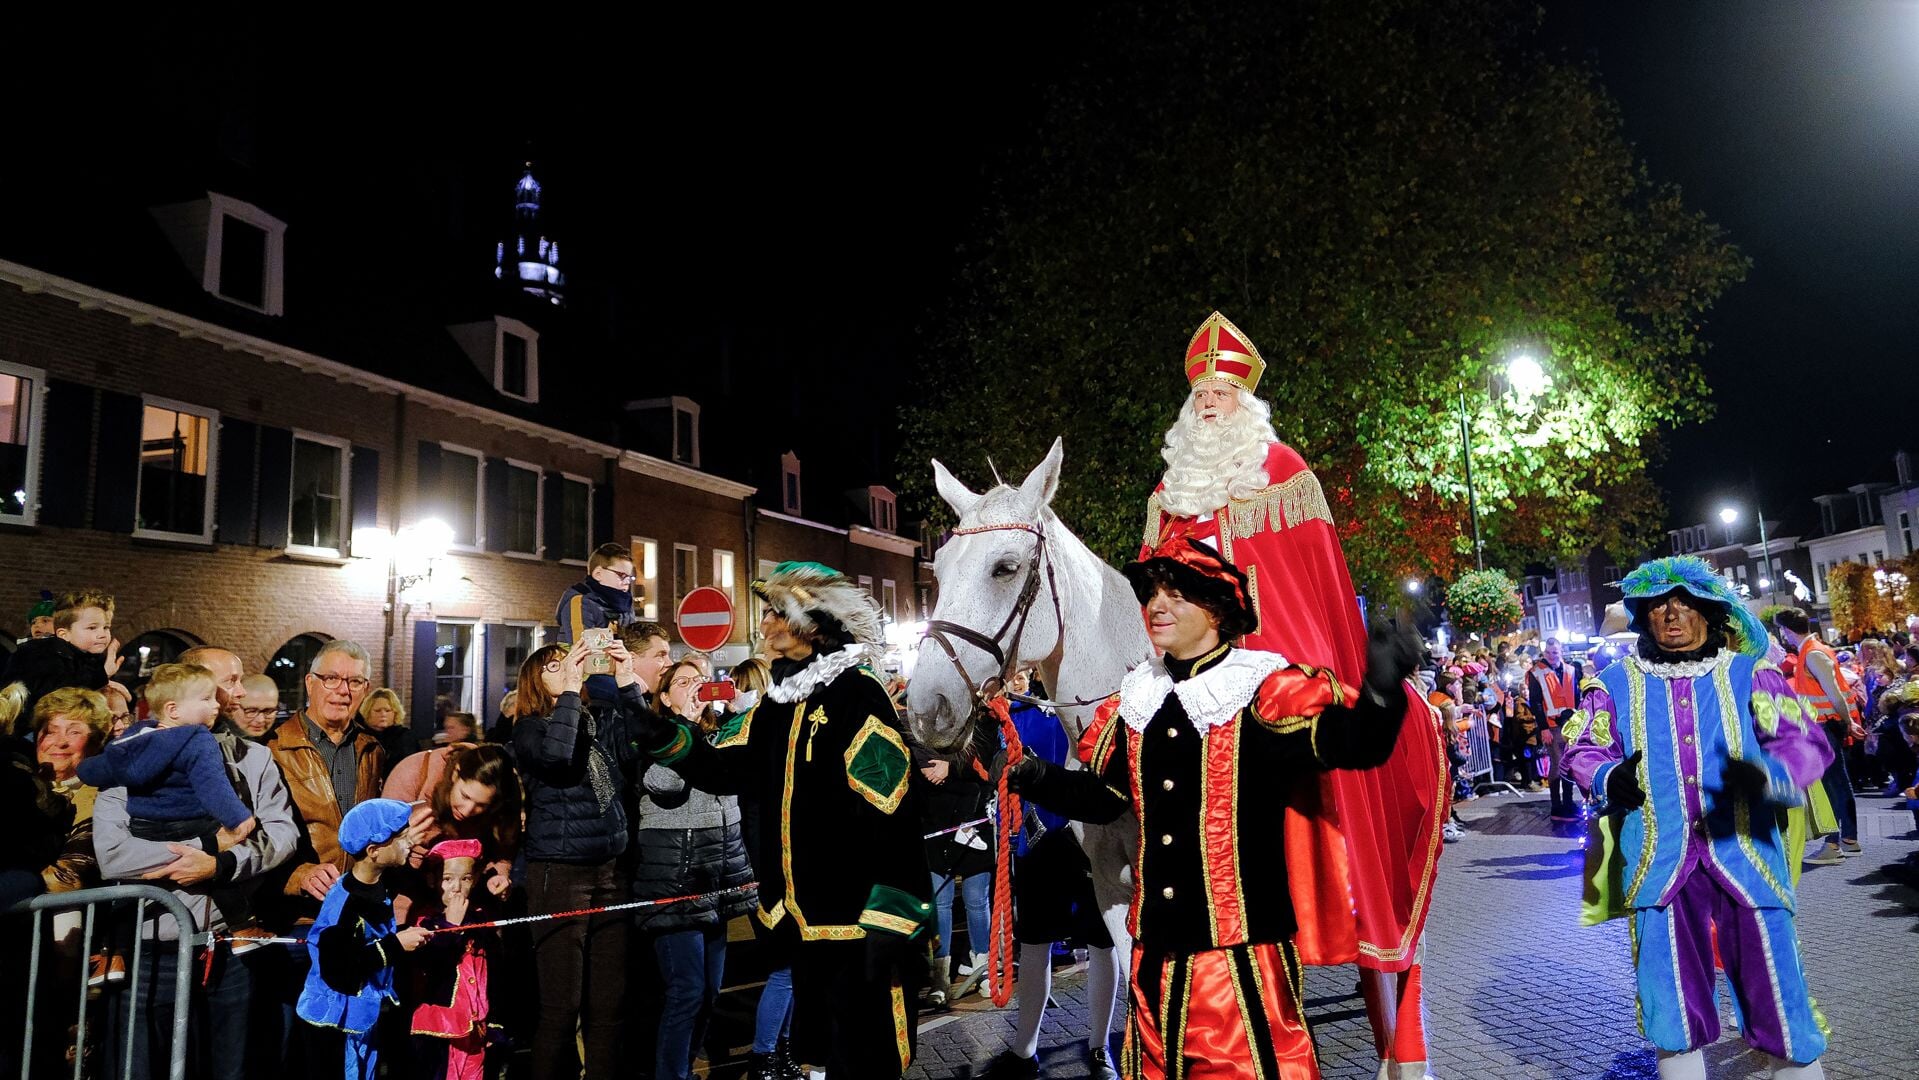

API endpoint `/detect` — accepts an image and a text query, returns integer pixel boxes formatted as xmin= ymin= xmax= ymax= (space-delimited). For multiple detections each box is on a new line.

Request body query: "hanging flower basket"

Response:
xmin=1447 ymin=569 xmax=1524 ymax=638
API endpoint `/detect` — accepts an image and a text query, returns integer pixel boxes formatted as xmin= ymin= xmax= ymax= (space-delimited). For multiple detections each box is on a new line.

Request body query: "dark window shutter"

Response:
xmin=215 ymin=418 xmax=259 ymax=546
xmin=542 ymin=471 xmax=563 ymax=560
xmin=92 ymin=391 xmax=144 ymax=534
xmin=592 ymin=472 xmax=613 ymax=547
xmin=349 ymin=446 xmax=380 ymax=549
xmin=39 ymin=379 xmax=95 ymax=527
xmin=483 ymin=456 xmax=509 ymax=553
xmin=482 ymin=622 xmax=508 ymax=726
xmin=417 ymin=441 xmax=444 ymax=522
xmin=255 ymin=426 xmax=294 ymax=549
xmin=410 ymin=619 xmax=439 ymax=739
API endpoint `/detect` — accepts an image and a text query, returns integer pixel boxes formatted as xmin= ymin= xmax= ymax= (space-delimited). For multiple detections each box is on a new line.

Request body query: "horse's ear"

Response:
xmin=1018 ymin=437 xmax=1064 ymax=509
xmin=931 ymin=458 xmax=981 ymax=517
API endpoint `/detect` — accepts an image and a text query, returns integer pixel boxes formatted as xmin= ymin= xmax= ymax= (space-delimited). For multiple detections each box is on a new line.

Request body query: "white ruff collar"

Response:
xmin=768 ymin=644 xmax=873 ymax=703
xmin=1628 ymin=649 xmax=1732 ymax=681
xmin=1118 ymin=649 xmax=1288 ymax=736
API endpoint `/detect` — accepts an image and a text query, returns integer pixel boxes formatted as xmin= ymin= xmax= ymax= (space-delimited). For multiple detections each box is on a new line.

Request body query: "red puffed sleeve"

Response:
xmin=1249 ymin=665 xmax=1353 ymax=734
xmin=1077 ymin=694 xmax=1122 ymax=767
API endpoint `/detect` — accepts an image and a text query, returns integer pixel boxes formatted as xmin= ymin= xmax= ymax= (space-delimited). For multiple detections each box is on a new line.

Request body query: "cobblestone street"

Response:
xmin=905 ymin=791 xmax=1919 ymax=1079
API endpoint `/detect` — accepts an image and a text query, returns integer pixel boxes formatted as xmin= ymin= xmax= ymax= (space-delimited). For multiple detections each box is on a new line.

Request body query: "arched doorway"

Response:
xmin=122 ymin=629 xmax=201 ymax=701
xmin=268 ymin=632 xmax=334 ymax=719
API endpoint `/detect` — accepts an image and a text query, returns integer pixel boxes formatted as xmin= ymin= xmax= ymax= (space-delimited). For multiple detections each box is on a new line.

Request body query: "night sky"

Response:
xmin=12 ymin=3 xmax=1918 ymax=536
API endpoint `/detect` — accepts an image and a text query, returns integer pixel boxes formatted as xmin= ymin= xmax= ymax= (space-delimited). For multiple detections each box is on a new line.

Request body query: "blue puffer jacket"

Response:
xmin=515 ymin=687 xmax=647 ymax=864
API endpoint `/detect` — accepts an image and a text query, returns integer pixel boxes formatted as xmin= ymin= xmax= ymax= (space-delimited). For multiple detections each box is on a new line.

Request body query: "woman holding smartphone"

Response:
xmin=630 ymin=658 xmax=757 ymax=1080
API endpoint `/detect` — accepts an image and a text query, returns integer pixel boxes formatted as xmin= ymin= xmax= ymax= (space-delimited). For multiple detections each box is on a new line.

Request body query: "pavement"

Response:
xmin=899 ymin=789 xmax=1919 ymax=1080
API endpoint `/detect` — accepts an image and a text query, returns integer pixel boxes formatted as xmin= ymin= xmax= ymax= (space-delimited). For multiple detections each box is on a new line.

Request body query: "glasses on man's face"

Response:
xmin=240 ymin=706 xmax=277 ymax=720
xmin=311 ymin=674 xmax=371 ymax=692
xmin=599 ymin=568 xmax=636 ymax=584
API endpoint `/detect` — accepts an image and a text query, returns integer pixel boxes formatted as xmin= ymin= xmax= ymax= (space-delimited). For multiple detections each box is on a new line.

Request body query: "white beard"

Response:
xmin=1157 ymin=389 xmax=1279 ymax=518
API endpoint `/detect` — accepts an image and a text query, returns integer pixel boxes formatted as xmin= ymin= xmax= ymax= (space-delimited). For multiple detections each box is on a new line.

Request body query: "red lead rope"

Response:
xmin=985 ymin=695 xmax=1022 ymax=1008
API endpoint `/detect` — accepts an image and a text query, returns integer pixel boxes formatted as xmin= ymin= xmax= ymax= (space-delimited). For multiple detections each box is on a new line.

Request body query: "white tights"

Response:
xmin=1010 ymin=942 xmax=1122 ymax=1060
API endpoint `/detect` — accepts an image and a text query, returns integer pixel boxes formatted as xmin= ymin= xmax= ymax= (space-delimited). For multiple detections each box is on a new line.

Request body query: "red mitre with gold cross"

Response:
xmin=1183 ymin=311 xmax=1267 ymax=393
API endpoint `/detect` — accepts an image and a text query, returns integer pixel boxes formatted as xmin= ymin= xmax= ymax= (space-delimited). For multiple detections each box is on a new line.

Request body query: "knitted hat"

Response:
xmin=428 ymin=837 xmax=483 ymax=863
xmin=338 ymin=798 xmax=415 ymax=856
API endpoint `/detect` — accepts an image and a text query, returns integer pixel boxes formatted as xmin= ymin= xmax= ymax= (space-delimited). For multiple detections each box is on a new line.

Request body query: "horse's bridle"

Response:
xmin=922 ymin=520 xmax=1062 ymax=703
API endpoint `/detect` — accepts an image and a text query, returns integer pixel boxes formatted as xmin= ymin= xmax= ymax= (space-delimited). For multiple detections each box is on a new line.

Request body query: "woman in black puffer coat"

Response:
xmin=512 ymin=641 xmax=648 ymax=1080
xmin=632 ymin=659 xmax=757 ymax=1080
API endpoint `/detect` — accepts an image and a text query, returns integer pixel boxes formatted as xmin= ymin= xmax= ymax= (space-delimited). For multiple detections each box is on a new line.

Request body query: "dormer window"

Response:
xmin=153 ymin=193 xmax=287 ymax=315
xmin=672 ymin=398 xmax=700 ymax=467
xmin=868 ymin=485 xmax=898 ymax=533
xmin=781 ymin=452 xmax=802 ymax=516
xmin=493 ymin=317 xmax=538 ymax=402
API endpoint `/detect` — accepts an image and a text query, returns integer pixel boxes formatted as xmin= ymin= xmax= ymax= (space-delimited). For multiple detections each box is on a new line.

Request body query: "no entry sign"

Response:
xmin=675 ymin=586 xmax=735 ymax=653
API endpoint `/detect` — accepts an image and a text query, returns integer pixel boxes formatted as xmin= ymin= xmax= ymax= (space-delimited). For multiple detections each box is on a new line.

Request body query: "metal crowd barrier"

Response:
xmin=1465 ymin=708 xmax=1522 ymax=797
xmin=7 ymin=884 xmax=197 ymax=1080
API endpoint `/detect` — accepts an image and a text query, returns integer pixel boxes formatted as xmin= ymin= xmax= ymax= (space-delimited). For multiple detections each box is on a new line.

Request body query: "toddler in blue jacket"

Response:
xmin=78 ymin=662 xmax=256 ymax=849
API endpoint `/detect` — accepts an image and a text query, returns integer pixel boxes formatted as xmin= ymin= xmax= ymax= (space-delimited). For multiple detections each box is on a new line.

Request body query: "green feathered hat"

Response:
xmin=751 ymin=561 xmax=884 ymax=647
xmin=1619 ymin=556 xmax=1770 ymax=658
xmin=28 ymin=590 xmax=53 ymax=621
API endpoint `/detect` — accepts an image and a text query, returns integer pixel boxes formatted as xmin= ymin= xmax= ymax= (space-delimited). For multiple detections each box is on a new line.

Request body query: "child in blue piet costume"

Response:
xmin=1564 ymin=557 xmax=1833 ymax=1080
xmin=297 ymin=798 xmax=431 ymax=1080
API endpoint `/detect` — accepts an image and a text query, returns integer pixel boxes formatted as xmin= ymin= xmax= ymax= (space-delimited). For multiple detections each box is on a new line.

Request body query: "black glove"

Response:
xmin=1606 ymin=750 xmax=1645 ymax=812
xmin=989 ymin=747 xmax=1049 ymax=794
xmin=1722 ymin=758 xmax=1771 ymax=802
xmin=1361 ymin=622 xmax=1421 ymax=702
xmin=862 ymin=926 xmax=929 ymax=985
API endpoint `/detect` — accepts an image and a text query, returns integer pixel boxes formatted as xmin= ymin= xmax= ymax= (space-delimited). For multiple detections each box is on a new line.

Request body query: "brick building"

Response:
xmin=0 ymin=179 xmax=764 ymax=736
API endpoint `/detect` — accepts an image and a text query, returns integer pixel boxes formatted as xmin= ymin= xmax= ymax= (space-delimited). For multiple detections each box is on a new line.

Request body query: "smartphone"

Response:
xmin=697 ymin=680 xmax=737 ymax=703
xmin=579 ymin=627 xmax=615 ymax=676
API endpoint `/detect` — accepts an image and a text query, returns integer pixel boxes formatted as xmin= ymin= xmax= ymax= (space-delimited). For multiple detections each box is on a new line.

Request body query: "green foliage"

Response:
xmin=899 ymin=0 xmax=1746 ymax=596
xmin=1757 ymin=604 xmax=1794 ymax=630
xmin=1446 ymin=569 xmax=1525 ymax=638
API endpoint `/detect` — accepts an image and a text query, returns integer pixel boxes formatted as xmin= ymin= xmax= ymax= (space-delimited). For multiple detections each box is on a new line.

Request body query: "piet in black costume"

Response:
xmin=646 ymin=561 xmax=931 ymax=1079
xmin=998 ymin=537 xmax=1419 ymax=1079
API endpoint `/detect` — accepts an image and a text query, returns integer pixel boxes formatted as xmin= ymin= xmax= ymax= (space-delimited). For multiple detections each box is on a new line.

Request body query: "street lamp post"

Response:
xmin=1455 ymin=353 xmax=1544 ymax=573
xmin=1456 ymin=384 xmax=1484 ymax=571
xmin=1720 ymin=504 xmax=1774 ymax=605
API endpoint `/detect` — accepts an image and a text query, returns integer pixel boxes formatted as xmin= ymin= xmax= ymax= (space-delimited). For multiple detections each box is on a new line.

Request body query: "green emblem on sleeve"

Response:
xmin=844 ymin=715 xmax=911 ymax=814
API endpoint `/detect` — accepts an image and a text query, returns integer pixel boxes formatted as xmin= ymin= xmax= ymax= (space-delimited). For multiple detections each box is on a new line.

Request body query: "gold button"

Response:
xmin=1161 ymin=779 xmax=1175 ymax=791
xmin=1166 ymin=726 xmax=1179 ymax=738
xmin=1686 ymin=775 xmax=1699 ymax=786
xmin=1683 ymin=736 xmax=1694 ymax=745
xmin=1160 ymin=834 xmax=1173 ymax=846
xmin=1161 ymin=886 xmax=1175 ymax=900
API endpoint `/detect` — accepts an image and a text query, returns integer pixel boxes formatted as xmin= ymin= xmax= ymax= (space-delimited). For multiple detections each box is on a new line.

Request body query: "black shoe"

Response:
xmin=768 ymin=1038 xmax=805 ymax=1079
xmin=983 ymin=1050 xmax=1041 ymax=1079
xmin=1086 ymin=1044 xmax=1118 ymax=1080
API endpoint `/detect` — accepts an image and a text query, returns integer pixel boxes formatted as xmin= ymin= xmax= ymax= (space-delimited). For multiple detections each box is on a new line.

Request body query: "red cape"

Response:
xmin=1147 ymin=442 xmax=1447 ymax=971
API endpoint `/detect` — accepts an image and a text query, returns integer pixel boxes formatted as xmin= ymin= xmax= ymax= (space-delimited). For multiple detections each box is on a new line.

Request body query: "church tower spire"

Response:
xmin=495 ymin=161 xmax=564 ymax=306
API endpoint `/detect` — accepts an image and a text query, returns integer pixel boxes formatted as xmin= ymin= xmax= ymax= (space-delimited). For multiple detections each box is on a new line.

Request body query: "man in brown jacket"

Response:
xmin=268 ymin=639 xmax=385 ymax=912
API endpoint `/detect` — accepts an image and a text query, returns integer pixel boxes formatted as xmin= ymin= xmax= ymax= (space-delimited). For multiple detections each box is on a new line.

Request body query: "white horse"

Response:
xmin=907 ymin=438 xmax=1148 ymax=1065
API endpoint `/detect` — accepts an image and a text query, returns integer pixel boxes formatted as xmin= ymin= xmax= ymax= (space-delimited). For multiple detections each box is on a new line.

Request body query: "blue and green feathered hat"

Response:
xmin=750 ymin=561 xmax=883 ymax=646
xmin=1619 ymin=556 xmax=1770 ymax=658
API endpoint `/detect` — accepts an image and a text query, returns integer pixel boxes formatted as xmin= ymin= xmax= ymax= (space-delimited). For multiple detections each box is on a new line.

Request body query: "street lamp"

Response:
xmin=1406 ymin=578 xmax=1422 ymax=594
xmin=1457 ymin=352 xmax=1549 ymax=570
xmin=1718 ymin=504 xmax=1774 ymax=605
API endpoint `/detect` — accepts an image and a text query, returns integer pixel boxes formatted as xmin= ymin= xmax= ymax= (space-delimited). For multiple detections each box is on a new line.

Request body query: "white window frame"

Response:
xmin=439 ymin=441 xmax=485 ymax=553
xmin=672 ymin=399 xmax=702 ymax=468
xmin=713 ymin=549 xmax=736 ymax=605
xmin=494 ymin=316 xmax=540 ymax=404
xmin=632 ymin=536 xmax=662 ymax=621
xmin=134 ymin=395 xmax=220 ymax=544
xmin=556 ymin=471 xmax=593 ymax=565
xmin=858 ymin=574 xmax=874 ymax=599
xmin=780 ymin=452 xmax=802 ymax=516
xmin=434 ymin=618 xmax=482 ymax=716
xmin=881 ymin=578 xmax=898 ymax=621
xmin=204 ymin=194 xmax=287 ymax=316
xmin=498 ymin=620 xmax=545 ymax=685
xmin=0 ymin=359 xmax=47 ymax=527
xmin=500 ymin=457 xmax=544 ymax=559
xmin=286 ymin=429 xmax=351 ymax=557
xmin=673 ymin=543 xmax=698 ymax=615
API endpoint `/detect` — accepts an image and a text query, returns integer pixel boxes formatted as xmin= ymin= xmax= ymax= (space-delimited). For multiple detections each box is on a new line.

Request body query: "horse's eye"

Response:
xmin=992 ymin=561 xmax=1018 ymax=579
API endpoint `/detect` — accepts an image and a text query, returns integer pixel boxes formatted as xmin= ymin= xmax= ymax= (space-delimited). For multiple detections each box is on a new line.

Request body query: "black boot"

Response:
xmin=747 ymin=1052 xmax=778 ymax=1080
xmin=772 ymin=1037 xmax=805 ymax=1079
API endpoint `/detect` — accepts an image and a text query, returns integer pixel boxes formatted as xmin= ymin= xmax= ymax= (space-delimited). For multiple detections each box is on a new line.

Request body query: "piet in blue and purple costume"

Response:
xmin=1564 ymin=558 xmax=1832 ymax=1069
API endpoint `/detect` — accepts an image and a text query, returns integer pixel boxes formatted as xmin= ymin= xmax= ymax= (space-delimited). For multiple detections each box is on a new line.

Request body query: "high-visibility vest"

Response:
xmin=1789 ymin=636 xmax=1857 ymax=723
xmin=1530 ymin=661 xmax=1579 ymax=711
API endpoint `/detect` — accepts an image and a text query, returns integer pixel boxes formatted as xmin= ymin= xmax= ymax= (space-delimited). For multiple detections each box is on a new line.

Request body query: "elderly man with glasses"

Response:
xmin=267 ymin=639 xmax=386 ymax=909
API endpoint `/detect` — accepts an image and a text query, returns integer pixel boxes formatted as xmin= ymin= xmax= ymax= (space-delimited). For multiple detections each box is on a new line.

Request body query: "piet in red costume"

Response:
xmin=1003 ymin=537 xmax=1421 ymax=1079
xmin=1135 ymin=312 xmax=1449 ymax=1078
